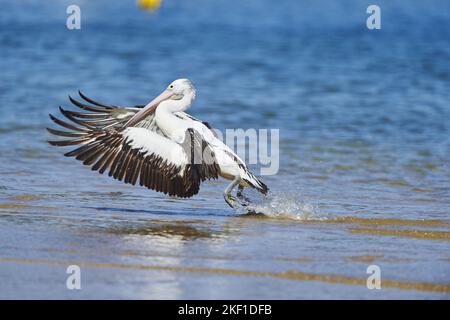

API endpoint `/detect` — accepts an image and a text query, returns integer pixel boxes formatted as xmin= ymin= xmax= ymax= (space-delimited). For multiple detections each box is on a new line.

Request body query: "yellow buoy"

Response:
xmin=137 ymin=0 xmax=161 ymax=11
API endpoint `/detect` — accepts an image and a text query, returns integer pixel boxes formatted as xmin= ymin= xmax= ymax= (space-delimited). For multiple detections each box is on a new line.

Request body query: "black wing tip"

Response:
xmin=247 ymin=177 xmax=268 ymax=195
xmin=78 ymin=90 xmax=88 ymax=99
xmin=47 ymin=140 xmax=58 ymax=146
xmin=77 ymin=90 xmax=112 ymax=109
xmin=255 ymin=177 xmax=269 ymax=194
xmin=47 ymin=125 xmax=64 ymax=145
xmin=78 ymin=90 xmax=89 ymax=101
xmin=49 ymin=113 xmax=61 ymax=124
xmin=68 ymin=95 xmax=76 ymax=103
xmin=261 ymin=185 xmax=269 ymax=195
xmin=67 ymin=95 xmax=81 ymax=108
xmin=46 ymin=127 xmax=56 ymax=134
xmin=48 ymin=139 xmax=68 ymax=146
xmin=68 ymin=95 xmax=85 ymax=106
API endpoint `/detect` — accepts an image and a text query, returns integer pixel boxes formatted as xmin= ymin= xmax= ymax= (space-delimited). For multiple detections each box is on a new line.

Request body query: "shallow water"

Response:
xmin=0 ymin=0 xmax=449 ymax=299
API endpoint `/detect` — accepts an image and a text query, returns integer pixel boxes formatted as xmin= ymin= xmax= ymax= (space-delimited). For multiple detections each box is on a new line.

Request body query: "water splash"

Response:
xmin=241 ymin=191 xmax=320 ymax=220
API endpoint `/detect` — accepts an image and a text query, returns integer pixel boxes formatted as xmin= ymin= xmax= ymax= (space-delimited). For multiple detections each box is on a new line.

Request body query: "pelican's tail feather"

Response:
xmin=241 ymin=169 xmax=269 ymax=195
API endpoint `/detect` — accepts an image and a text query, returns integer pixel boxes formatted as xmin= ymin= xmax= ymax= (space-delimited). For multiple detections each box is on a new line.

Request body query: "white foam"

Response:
xmin=241 ymin=191 xmax=321 ymax=220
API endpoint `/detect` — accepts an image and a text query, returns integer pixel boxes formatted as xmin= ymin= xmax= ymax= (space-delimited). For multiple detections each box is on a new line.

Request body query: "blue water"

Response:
xmin=0 ymin=0 xmax=449 ymax=299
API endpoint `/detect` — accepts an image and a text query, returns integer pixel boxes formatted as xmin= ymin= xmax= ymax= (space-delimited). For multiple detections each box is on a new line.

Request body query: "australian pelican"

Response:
xmin=48 ymin=79 xmax=268 ymax=208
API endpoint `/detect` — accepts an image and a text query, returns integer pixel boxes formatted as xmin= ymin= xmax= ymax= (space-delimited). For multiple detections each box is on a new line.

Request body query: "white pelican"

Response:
xmin=48 ymin=79 xmax=268 ymax=208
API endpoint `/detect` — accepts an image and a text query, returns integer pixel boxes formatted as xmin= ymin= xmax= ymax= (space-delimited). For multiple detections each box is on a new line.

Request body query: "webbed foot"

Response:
xmin=224 ymin=193 xmax=237 ymax=208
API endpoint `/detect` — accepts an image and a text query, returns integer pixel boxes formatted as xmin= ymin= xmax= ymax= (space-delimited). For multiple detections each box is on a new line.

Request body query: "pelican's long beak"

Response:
xmin=124 ymin=90 xmax=173 ymax=128
xmin=145 ymin=89 xmax=174 ymax=109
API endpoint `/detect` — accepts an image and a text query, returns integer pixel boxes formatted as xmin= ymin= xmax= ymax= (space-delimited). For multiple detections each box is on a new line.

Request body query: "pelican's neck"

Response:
xmin=155 ymin=91 xmax=195 ymax=141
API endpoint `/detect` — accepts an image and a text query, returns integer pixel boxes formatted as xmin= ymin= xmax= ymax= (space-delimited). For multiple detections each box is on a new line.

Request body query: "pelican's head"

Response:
xmin=124 ymin=79 xmax=196 ymax=126
xmin=143 ymin=78 xmax=196 ymax=114
xmin=166 ymin=79 xmax=196 ymax=101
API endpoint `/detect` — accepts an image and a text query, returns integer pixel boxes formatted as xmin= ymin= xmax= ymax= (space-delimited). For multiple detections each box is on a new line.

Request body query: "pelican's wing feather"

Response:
xmin=178 ymin=112 xmax=214 ymax=130
xmin=58 ymin=91 xmax=163 ymax=133
xmin=47 ymin=100 xmax=220 ymax=197
xmin=176 ymin=112 xmax=219 ymax=138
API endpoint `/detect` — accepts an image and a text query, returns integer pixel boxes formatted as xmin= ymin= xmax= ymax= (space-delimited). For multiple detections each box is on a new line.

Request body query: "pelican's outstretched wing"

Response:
xmin=47 ymin=92 xmax=220 ymax=198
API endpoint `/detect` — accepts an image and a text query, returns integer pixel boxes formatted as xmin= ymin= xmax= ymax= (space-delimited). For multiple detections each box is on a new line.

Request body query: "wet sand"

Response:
xmin=1 ymin=193 xmax=449 ymax=299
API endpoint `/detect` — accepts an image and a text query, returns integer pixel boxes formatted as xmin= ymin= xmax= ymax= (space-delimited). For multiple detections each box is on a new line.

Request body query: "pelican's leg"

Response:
xmin=224 ymin=177 xmax=240 ymax=208
xmin=236 ymin=185 xmax=250 ymax=207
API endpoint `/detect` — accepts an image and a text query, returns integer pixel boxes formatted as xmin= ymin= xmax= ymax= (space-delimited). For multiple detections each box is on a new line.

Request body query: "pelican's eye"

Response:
xmin=169 ymin=85 xmax=174 ymax=89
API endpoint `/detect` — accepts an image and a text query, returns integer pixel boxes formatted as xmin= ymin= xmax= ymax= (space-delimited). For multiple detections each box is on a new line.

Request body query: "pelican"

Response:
xmin=48 ymin=79 xmax=268 ymax=208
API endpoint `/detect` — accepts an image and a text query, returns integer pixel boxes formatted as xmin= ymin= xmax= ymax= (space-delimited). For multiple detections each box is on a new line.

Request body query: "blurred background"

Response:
xmin=0 ymin=0 xmax=449 ymax=299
